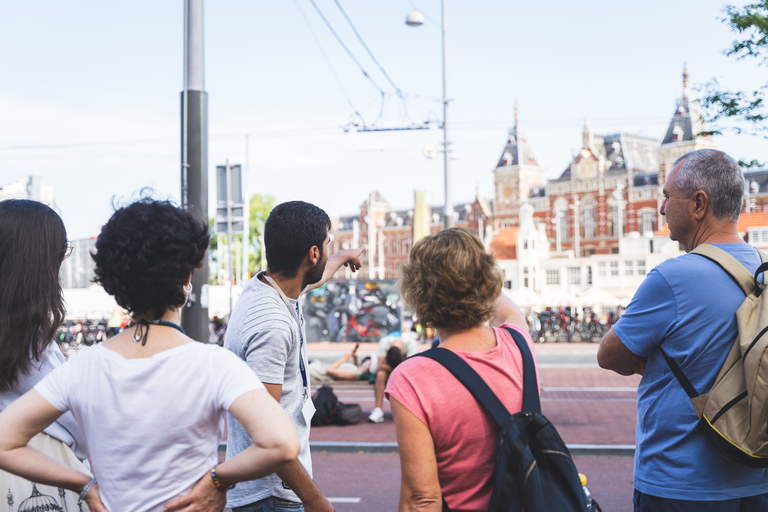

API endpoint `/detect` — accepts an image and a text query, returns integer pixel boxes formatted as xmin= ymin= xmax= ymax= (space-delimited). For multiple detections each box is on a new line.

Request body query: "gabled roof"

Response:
xmin=552 ymin=132 xmax=659 ymax=182
xmin=661 ymin=67 xmax=712 ymax=145
xmin=361 ymin=189 xmax=389 ymax=206
xmin=489 ymin=227 xmax=519 ymax=260
xmin=473 ymin=194 xmax=492 ymax=218
xmin=739 ymin=211 xmax=768 ymax=231
xmin=658 ymin=211 xmax=768 ymax=237
xmin=495 ymin=103 xmax=540 ymax=170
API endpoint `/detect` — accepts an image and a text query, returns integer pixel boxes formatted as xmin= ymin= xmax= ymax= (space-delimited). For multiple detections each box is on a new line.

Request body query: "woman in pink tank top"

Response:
xmin=385 ymin=228 xmax=533 ymax=511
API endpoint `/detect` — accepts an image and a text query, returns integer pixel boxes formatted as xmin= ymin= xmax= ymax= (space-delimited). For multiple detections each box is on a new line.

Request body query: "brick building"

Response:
xmin=328 ymin=68 xmax=768 ymax=291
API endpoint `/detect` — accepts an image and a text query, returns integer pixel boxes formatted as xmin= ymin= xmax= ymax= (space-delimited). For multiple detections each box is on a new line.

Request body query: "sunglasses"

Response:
xmin=61 ymin=241 xmax=74 ymax=260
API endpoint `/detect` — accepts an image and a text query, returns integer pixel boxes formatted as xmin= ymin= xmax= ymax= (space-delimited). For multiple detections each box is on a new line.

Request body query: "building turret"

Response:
xmin=493 ymin=102 xmax=544 ymax=228
xmin=657 ymin=66 xmax=717 ymax=227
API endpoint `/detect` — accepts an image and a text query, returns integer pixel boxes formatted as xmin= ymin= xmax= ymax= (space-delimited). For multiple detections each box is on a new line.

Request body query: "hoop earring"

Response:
xmin=183 ymin=283 xmax=193 ymax=294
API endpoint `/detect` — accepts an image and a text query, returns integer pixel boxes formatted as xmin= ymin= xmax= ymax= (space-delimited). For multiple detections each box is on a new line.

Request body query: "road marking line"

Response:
xmin=328 ymin=497 xmax=362 ymax=503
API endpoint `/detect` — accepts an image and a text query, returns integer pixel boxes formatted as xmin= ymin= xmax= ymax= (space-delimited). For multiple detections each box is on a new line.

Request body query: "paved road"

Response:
xmin=220 ymin=341 xmax=640 ymax=511
xmin=311 ymin=452 xmax=634 ymax=512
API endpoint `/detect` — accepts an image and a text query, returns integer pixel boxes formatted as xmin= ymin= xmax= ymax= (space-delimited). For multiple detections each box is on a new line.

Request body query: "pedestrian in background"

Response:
xmin=367 ymin=333 xmax=419 ymax=423
xmin=0 ymin=199 xmax=90 ymax=511
xmin=386 ymin=228 xmax=532 ymax=511
xmin=0 ymin=197 xmax=300 ymax=512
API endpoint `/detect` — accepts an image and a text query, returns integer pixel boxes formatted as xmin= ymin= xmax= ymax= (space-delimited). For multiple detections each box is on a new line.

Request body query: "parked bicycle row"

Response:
xmin=528 ymin=307 xmax=619 ymax=342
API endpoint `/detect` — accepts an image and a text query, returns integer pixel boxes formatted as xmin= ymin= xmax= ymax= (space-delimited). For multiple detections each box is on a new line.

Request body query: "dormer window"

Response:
xmin=672 ymin=123 xmax=684 ymax=141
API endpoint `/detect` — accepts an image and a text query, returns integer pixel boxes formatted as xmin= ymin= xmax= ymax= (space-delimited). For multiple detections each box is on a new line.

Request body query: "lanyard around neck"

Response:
xmin=261 ymin=272 xmax=309 ymax=393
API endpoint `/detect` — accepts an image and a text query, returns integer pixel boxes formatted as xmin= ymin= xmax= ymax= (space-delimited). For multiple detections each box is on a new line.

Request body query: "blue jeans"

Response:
xmin=233 ymin=497 xmax=304 ymax=512
xmin=634 ymin=490 xmax=768 ymax=511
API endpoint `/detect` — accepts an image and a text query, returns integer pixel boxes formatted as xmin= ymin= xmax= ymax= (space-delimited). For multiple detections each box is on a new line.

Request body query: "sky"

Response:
xmin=0 ymin=0 xmax=765 ymax=239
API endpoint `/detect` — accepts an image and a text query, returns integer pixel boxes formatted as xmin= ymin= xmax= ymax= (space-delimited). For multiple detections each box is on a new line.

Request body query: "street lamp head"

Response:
xmin=405 ymin=9 xmax=425 ymax=27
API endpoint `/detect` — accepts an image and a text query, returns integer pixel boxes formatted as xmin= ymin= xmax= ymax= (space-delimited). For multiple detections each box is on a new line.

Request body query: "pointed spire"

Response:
xmin=661 ymin=66 xmax=710 ymax=145
xmin=495 ymin=101 xmax=540 ymax=169
xmin=582 ymin=116 xmax=594 ymax=151
xmin=514 ymin=100 xmax=519 ymax=130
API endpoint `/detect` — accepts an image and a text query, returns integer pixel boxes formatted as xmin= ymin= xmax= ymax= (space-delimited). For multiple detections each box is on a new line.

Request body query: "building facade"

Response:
xmin=329 ymin=68 xmax=768 ymax=301
xmin=329 ymin=190 xmax=492 ymax=280
xmin=0 ymin=175 xmax=54 ymax=205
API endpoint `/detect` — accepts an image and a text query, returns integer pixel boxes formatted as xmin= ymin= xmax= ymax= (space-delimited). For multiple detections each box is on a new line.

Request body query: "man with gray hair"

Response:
xmin=598 ymin=149 xmax=768 ymax=510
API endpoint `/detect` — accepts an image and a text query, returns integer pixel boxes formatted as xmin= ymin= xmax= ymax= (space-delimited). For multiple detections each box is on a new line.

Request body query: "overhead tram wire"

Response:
xmin=333 ymin=0 xmax=438 ymax=129
xmin=303 ymin=0 xmax=428 ymax=131
xmin=305 ymin=0 xmax=386 ymax=100
xmin=0 ymin=115 xmax=674 ymax=152
xmin=294 ymin=0 xmax=365 ymax=127
xmin=332 ymin=0 xmax=403 ymax=96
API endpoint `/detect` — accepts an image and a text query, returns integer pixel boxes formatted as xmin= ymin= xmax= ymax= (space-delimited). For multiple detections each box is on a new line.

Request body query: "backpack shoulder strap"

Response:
xmin=416 ymin=347 xmax=511 ymax=427
xmin=415 ymin=327 xmax=541 ymax=427
xmin=658 ymin=346 xmax=699 ymax=399
xmin=691 ymin=244 xmax=755 ymax=295
xmin=502 ymin=327 xmax=542 ymax=414
xmin=662 ymin=244 xmax=764 ymax=399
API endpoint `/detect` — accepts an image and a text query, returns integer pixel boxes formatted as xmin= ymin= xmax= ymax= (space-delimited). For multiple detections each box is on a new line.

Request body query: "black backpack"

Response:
xmin=311 ymin=385 xmax=363 ymax=426
xmin=311 ymin=385 xmax=337 ymax=426
xmin=416 ymin=327 xmax=587 ymax=512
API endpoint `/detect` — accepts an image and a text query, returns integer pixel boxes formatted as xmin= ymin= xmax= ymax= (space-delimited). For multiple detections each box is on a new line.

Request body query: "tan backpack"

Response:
xmin=659 ymin=244 xmax=768 ymax=467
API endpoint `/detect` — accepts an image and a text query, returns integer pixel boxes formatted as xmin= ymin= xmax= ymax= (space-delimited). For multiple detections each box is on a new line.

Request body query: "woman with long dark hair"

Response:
xmin=0 ymin=199 xmax=90 ymax=510
xmin=0 ymin=198 xmax=300 ymax=512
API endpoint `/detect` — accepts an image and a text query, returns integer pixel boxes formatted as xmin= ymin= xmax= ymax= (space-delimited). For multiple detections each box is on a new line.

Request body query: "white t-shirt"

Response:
xmin=35 ymin=342 xmax=263 ymax=512
xmin=377 ymin=335 xmax=420 ymax=359
xmin=0 ymin=342 xmax=87 ymax=460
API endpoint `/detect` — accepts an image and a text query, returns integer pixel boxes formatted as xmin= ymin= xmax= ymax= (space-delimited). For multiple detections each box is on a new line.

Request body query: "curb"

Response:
xmin=566 ymin=444 xmax=635 ymax=456
xmin=219 ymin=441 xmax=635 ymax=456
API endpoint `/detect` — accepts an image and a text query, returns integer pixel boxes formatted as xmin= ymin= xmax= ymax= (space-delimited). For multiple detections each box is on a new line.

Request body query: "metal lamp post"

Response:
xmin=407 ymin=3 xmax=453 ymax=229
xmin=181 ymin=0 xmax=209 ymax=341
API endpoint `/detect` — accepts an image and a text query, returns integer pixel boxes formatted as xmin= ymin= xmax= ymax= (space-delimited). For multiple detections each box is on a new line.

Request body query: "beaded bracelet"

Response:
xmin=211 ymin=464 xmax=235 ymax=491
xmin=79 ymin=477 xmax=97 ymax=501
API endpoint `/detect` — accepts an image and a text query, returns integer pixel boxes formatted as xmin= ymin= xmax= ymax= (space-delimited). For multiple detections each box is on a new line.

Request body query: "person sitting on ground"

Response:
xmin=384 ymin=227 xmax=532 ymax=511
xmin=368 ymin=333 xmax=420 ymax=423
xmin=308 ymin=343 xmax=374 ymax=382
xmin=0 ymin=197 xmax=300 ymax=512
xmin=0 ymin=199 xmax=91 ymax=510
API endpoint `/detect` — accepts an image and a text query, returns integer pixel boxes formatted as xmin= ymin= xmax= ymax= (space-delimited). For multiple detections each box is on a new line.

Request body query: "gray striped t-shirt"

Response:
xmin=224 ymin=274 xmax=312 ymax=507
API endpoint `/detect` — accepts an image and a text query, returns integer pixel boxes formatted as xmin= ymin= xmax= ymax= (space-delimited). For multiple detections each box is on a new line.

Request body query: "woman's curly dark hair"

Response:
xmin=400 ymin=228 xmax=502 ymax=330
xmin=92 ymin=198 xmax=209 ymax=319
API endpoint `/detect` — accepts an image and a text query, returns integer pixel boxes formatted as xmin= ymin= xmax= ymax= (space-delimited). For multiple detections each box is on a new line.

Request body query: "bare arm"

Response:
xmin=491 ymin=293 xmax=528 ymax=331
xmin=391 ymin=398 xmax=442 ymax=512
xmin=0 ymin=390 xmax=108 ymax=511
xmin=306 ymin=247 xmax=365 ymax=293
xmin=325 ymin=353 xmax=359 ymax=381
xmin=597 ymin=328 xmax=646 ymax=376
xmin=164 ymin=388 xmax=300 ymax=512
xmin=377 ymin=357 xmax=392 ymax=374
xmin=258 ymin=384 xmax=335 ymax=512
